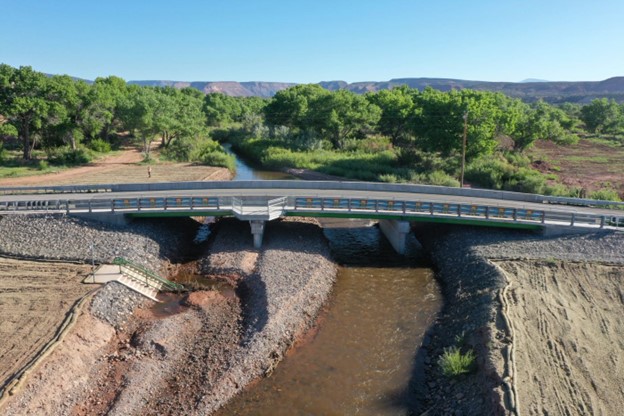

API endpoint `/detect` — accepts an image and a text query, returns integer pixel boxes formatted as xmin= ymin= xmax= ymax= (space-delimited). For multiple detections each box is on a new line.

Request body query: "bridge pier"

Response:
xmin=250 ymin=220 xmax=266 ymax=249
xmin=379 ymin=219 xmax=410 ymax=255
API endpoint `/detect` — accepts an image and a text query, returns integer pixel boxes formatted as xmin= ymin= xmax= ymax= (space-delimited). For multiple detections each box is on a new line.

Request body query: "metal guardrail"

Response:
xmin=2 ymin=180 xmax=623 ymax=210
xmin=112 ymin=257 xmax=185 ymax=292
xmin=1 ymin=193 xmax=623 ymax=231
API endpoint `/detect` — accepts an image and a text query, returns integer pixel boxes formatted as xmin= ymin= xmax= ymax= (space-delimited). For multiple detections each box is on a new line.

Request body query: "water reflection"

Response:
xmin=223 ymin=143 xmax=295 ymax=181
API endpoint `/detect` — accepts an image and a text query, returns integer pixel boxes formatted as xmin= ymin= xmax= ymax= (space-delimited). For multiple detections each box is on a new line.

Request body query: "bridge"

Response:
xmin=1 ymin=180 xmax=623 ymax=254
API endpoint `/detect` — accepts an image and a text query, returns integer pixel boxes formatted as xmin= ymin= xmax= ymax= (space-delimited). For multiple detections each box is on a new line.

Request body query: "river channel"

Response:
xmin=216 ymin=148 xmax=442 ymax=415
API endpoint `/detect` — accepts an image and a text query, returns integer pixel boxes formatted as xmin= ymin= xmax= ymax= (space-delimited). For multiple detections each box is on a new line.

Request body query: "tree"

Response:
xmin=0 ymin=65 xmax=63 ymax=160
xmin=580 ymin=98 xmax=623 ymax=134
xmin=156 ymin=87 xmax=205 ymax=148
xmin=86 ymin=76 xmax=127 ymax=141
xmin=203 ymin=93 xmax=241 ymax=127
xmin=310 ymin=89 xmax=381 ymax=148
xmin=366 ymin=86 xmax=416 ymax=145
xmin=264 ymin=84 xmax=328 ymax=131
xmin=511 ymin=101 xmax=571 ymax=150
xmin=411 ymin=88 xmax=502 ymax=160
xmin=43 ymin=75 xmax=92 ymax=151
xmin=119 ymin=85 xmax=160 ymax=159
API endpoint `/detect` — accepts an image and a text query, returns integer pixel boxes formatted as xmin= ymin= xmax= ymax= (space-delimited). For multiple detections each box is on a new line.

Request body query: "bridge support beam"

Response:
xmin=250 ymin=220 xmax=266 ymax=249
xmin=72 ymin=212 xmax=131 ymax=226
xmin=379 ymin=219 xmax=410 ymax=255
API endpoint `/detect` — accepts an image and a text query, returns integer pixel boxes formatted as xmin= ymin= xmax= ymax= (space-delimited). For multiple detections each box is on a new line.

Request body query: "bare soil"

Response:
xmin=496 ymin=260 xmax=624 ymax=415
xmin=530 ymin=138 xmax=624 ymax=197
xmin=0 ymin=147 xmax=231 ymax=186
xmin=0 ymin=258 xmax=93 ymax=388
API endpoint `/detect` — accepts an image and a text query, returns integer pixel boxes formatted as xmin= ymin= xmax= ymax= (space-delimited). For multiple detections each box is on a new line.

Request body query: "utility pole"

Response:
xmin=460 ymin=111 xmax=468 ymax=187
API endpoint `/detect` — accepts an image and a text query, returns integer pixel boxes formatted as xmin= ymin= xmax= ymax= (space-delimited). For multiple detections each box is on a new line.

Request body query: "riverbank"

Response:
xmin=414 ymin=225 xmax=624 ymax=415
xmin=0 ymin=215 xmax=336 ymax=415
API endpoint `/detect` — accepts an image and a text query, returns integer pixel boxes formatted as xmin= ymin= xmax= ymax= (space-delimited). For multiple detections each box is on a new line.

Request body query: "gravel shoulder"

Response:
xmin=414 ymin=225 xmax=624 ymax=415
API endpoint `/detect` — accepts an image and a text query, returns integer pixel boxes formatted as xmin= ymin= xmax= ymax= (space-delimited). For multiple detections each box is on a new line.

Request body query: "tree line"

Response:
xmin=2 ymin=64 xmax=623 ymax=176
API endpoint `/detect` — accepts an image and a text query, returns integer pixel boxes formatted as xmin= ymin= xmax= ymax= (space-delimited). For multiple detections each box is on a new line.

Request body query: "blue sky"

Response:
xmin=1 ymin=0 xmax=623 ymax=83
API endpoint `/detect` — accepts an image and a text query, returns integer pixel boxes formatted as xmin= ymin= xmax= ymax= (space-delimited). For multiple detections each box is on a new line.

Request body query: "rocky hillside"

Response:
xmin=128 ymin=80 xmax=296 ymax=97
xmin=129 ymin=77 xmax=624 ymax=102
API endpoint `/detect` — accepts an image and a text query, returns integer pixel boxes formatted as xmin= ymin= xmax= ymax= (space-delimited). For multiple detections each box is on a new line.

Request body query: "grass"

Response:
xmin=438 ymin=346 xmax=476 ymax=378
xmin=564 ymin=155 xmax=610 ymax=164
xmin=230 ymin=136 xmax=460 ymax=185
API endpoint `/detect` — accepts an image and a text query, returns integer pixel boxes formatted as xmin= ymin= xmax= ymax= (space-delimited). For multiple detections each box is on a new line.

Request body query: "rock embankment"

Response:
xmin=413 ymin=225 xmax=624 ymax=416
xmin=0 ymin=214 xmax=199 ymax=274
xmin=196 ymin=218 xmax=337 ymax=414
xmin=0 ymin=215 xmax=336 ymax=416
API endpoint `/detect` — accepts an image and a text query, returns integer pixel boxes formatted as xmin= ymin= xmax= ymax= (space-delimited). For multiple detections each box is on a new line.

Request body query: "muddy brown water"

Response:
xmin=215 ymin=219 xmax=441 ymax=416
xmin=197 ymin=152 xmax=442 ymax=414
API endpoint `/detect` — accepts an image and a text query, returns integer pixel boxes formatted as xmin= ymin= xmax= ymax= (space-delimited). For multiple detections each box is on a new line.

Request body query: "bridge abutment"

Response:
xmin=250 ymin=220 xmax=266 ymax=249
xmin=379 ymin=219 xmax=410 ymax=255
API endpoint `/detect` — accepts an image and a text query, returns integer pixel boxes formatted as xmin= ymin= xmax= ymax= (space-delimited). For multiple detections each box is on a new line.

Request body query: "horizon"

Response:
xmin=2 ymin=0 xmax=623 ymax=84
xmin=12 ymin=68 xmax=623 ymax=85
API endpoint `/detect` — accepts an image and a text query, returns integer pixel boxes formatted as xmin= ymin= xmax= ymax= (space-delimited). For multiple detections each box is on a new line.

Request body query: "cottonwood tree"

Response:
xmin=0 ymin=65 xmax=63 ymax=159
xmin=119 ymin=85 xmax=160 ymax=159
xmin=366 ymin=86 xmax=417 ymax=146
xmin=411 ymin=88 xmax=503 ymax=160
xmin=580 ymin=98 xmax=623 ymax=134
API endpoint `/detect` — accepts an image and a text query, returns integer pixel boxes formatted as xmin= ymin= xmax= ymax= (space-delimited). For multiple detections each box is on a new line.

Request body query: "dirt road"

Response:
xmin=0 ymin=148 xmax=231 ymax=186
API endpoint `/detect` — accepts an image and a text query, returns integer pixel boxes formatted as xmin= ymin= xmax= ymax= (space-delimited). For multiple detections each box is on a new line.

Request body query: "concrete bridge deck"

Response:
xmin=1 ymin=180 xmax=623 ymax=253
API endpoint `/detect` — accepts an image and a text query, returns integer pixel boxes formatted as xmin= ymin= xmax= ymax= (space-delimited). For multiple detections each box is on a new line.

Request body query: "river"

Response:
xmin=216 ymin=147 xmax=442 ymax=415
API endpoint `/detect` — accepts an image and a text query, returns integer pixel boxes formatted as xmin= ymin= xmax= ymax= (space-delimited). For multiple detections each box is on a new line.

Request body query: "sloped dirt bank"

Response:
xmin=413 ymin=225 xmax=624 ymax=416
xmin=0 ymin=217 xmax=336 ymax=415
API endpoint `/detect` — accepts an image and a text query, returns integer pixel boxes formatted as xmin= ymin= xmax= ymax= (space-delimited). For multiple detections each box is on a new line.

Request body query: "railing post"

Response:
xmin=541 ymin=212 xmax=546 ymax=223
xmin=513 ymin=208 xmax=517 ymax=221
xmin=457 ymin=204 xmax=462 ymax=217
xmin=570 ymin=213 xmax=576 ymax=226
xmin=429 ymin=203 xmax=434 ymax=216
xmin=485 ymin=206 xmax=490 ymax=219
xmin=600 ymin=216 xmax=605 ymax=229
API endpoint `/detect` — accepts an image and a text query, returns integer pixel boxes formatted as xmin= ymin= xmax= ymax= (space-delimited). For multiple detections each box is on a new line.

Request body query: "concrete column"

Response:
xmin=379 ymin=219 xmax=410 ymax=255
xmin=250 ymin=220 xmax=266 ymax=249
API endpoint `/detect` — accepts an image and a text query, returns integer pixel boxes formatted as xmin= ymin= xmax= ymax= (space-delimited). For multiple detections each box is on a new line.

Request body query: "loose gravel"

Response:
xmin=0 ymin=214 xmax=199 ymax=273
xmin=0 ymin=214 xmax=337 ymax=416
xmin=90 ymin=282 xmax=152 ymax=330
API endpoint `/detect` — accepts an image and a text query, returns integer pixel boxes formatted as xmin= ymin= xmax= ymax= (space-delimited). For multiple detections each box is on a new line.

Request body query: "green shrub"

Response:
xmin=161 ymin=138 xmax=195 ymax=162
xmin=544 ymin=183 xmax=574 ymax=197
xmin=589 ymin=188 xmax=622 ymax=202
xmin=427 ymin=170 xmax=460 ymax=187
xmin=88 ymin=138 xmax=112 ymax=153
xmin=379 ymin=173 xmax=399 ymax=183
xmin=37 ymin=160 xmax=49 ymax=170
xmin=438 ymin=346 xmax=475 ymax=377
xmin=47 ymin=146 xmax=93 ymax=166
xmin=196 ymin=150 xmax=236 ymax=171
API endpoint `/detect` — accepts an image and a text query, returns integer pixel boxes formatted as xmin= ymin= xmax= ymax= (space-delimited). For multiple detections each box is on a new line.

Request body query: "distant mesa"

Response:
xmin=123 ymin=76 xmax=624 ymax=103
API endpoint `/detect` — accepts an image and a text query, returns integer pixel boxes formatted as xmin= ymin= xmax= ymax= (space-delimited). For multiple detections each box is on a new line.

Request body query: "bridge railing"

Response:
xmin=2 ymin=192 xmax=624 ymax=231
xmin=3 ymin=180 xmax=624 ymax=210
